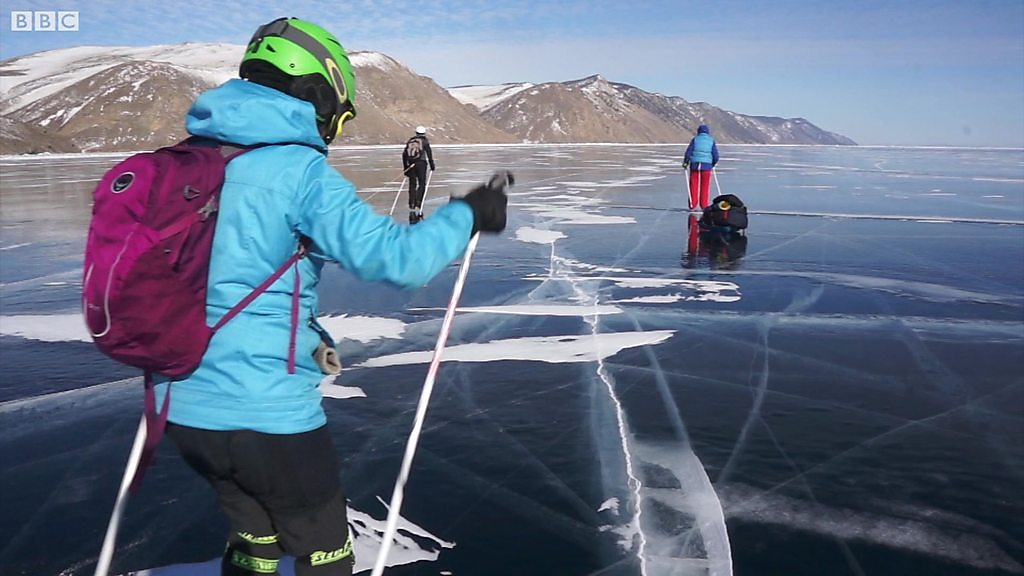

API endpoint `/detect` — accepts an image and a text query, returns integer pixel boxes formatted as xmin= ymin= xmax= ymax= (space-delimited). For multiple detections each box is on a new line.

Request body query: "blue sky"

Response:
xmin=2 ymin=0 xmax=1023 ymax=147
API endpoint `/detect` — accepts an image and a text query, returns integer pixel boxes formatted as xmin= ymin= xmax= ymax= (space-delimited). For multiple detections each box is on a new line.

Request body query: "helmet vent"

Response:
xmin=266 ymin=45 xmax=276 ymax=52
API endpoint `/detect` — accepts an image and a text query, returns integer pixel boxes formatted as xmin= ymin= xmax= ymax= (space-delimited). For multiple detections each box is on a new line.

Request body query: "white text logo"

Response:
xmin=10 ymin=11 xmax=79 ymax=32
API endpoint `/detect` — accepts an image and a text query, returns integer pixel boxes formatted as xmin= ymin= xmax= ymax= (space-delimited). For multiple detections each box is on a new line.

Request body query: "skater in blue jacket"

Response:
xmin=159 ymin=17 xmax=508 ymax=576
xmin=683 ymin=124 xmax=720 ymax=210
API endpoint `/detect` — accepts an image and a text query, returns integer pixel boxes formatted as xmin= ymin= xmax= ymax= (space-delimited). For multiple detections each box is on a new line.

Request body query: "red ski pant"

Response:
xmin=689 ymin=169 xmax=712 ymax=209
xmin=687 ymin=214 xmax=700 ymax=255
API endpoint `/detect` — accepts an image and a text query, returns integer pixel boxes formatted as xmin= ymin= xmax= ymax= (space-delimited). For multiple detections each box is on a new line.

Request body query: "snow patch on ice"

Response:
xmin=357 ymin=331 xmax=675 ymax=367
xmin=0 ymin=313 xmax=408 ymax=344
xmin=609 ymin=294 xmax=686 ymax=304
xmin=515 ymin=227 xmax=566 ymax=244
xmin=318 ymin=376 xmax=366 ymax=400
xmin=522 ymin=277 xmax=741 ymax=303
xmin=0 ymin=314 xmax=91 ymax=342
xmin=315 ymin=314 xmax=407 ymax=343
xmin=414 ymin=304 xmax=623 ymax=317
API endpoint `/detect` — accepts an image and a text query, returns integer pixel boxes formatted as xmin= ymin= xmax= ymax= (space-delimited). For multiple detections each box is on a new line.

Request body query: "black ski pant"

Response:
xmin=167 ymin=423 xmax=354 ymax=576
xmin=406 ymin=161 xmax=428 ymax=210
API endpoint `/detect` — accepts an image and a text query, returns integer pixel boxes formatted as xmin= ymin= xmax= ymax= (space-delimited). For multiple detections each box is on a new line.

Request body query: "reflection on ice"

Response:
xmin=720 ymin=484 xmax=1024 ymax=573
xmin=513 ymin=175 xmax=736 ymax=574
xmin=2 ymin=145 xmax=1022 ymax=575
xmin=754 ymin=209 xmax=1024 ymax=225
xmin=623 ymin=312 xmax=732 ymax=576
xmin=523 ymin=205 xmax=637 ymax=225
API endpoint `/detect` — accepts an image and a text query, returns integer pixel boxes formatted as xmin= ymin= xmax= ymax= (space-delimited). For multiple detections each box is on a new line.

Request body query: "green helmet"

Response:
xmin=240 ymin=17 xmax=357 ymax=143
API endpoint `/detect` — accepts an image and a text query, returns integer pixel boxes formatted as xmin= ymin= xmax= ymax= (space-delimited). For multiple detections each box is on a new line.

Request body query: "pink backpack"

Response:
xmin=82 ymin=138 xmax=305 ymax=489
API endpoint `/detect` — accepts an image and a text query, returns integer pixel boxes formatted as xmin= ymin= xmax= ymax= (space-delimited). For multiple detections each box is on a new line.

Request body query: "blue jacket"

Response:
xmin=157 ymin=79 xmax=475 ymax=434
xmin=684 ymin=126 xmax=719 ymax=171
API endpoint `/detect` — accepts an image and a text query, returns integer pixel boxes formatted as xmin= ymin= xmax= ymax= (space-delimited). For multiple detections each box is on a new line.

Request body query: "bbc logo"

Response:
xmin=10 ymin=11 xmax=79 ymax=31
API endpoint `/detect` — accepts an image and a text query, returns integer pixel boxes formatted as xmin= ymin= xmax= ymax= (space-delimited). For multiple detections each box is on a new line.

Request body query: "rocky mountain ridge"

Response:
xmin=0 ymin=43 xmax=854 ymax=154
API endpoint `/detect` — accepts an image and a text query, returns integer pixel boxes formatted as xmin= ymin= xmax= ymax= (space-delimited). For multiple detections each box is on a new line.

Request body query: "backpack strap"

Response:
xmin=178 ymin=136 xmax=259 ymax=160
xmin=129 ymin=372 xmax=168 ymax=493
xmin=218 ymin=143 xmax=253 ymax=162
xmin=212 ymin=239 xmax=309 ymax=375
xmin=212 ymin=242 xmax=307 ymax=333
xmin=288 ymin=245 xmax=304 ymax=374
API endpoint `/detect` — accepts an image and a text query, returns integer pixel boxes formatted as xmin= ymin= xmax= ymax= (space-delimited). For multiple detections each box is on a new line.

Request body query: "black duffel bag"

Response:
xmin=700 ymin=194 xmax=748 ymax=230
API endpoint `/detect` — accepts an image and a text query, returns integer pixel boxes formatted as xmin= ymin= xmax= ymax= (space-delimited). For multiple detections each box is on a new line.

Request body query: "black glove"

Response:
xmin=430 ymin=164 xmax=436 ymax=171
xmin=456 ymin=173 xmax=511 ymax=235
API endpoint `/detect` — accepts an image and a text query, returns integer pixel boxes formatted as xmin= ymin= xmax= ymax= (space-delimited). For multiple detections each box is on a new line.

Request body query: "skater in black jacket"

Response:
xmin=402 ymin=126 xmax=436 ymax=223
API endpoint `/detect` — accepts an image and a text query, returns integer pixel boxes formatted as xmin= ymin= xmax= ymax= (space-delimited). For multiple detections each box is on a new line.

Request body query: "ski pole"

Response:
xmin=370 ymin=171 xmax=512 ymax=576
xmin=713 ymin=167 xmax=723 ymax=196
xmin=684 ymin=165 xmax=693 ymax=210
xmin=94 ymin=414 xmax=148 ymax=576
xmin=388 ymin=177 xmax=406 ymax=217
xmin=389 ymin=164 xmax=418 ymax=216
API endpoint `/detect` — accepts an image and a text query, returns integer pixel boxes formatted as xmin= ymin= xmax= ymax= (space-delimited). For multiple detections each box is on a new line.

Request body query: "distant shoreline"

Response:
xmin=3 ymin=142 xmax=1023 ymax=160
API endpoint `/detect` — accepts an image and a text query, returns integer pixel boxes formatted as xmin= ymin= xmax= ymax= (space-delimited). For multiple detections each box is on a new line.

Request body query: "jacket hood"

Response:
xmin=186 ymin=79 xmax=326 ymax=149
xmin=698 ymin=124 xmax=710 ymax=134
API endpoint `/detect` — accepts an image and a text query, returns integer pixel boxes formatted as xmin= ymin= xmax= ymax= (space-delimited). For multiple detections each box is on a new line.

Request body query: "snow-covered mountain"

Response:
xmin=450 ymin=75 xmax=856 ymax=145
xmin=0 ymin=43 xmax=514 ymax=153
xmin=1 ymin=43 xmax=853 ymax=154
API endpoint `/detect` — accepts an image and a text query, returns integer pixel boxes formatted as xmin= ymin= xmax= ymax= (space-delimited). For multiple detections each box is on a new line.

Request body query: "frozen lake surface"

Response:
xmin=1 ymin=144 xmax=1023 ymax=576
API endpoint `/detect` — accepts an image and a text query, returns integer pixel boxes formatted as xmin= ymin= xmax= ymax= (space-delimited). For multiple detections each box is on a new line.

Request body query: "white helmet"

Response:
xmin=415 ymin=125 xmax=426 ymax=134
